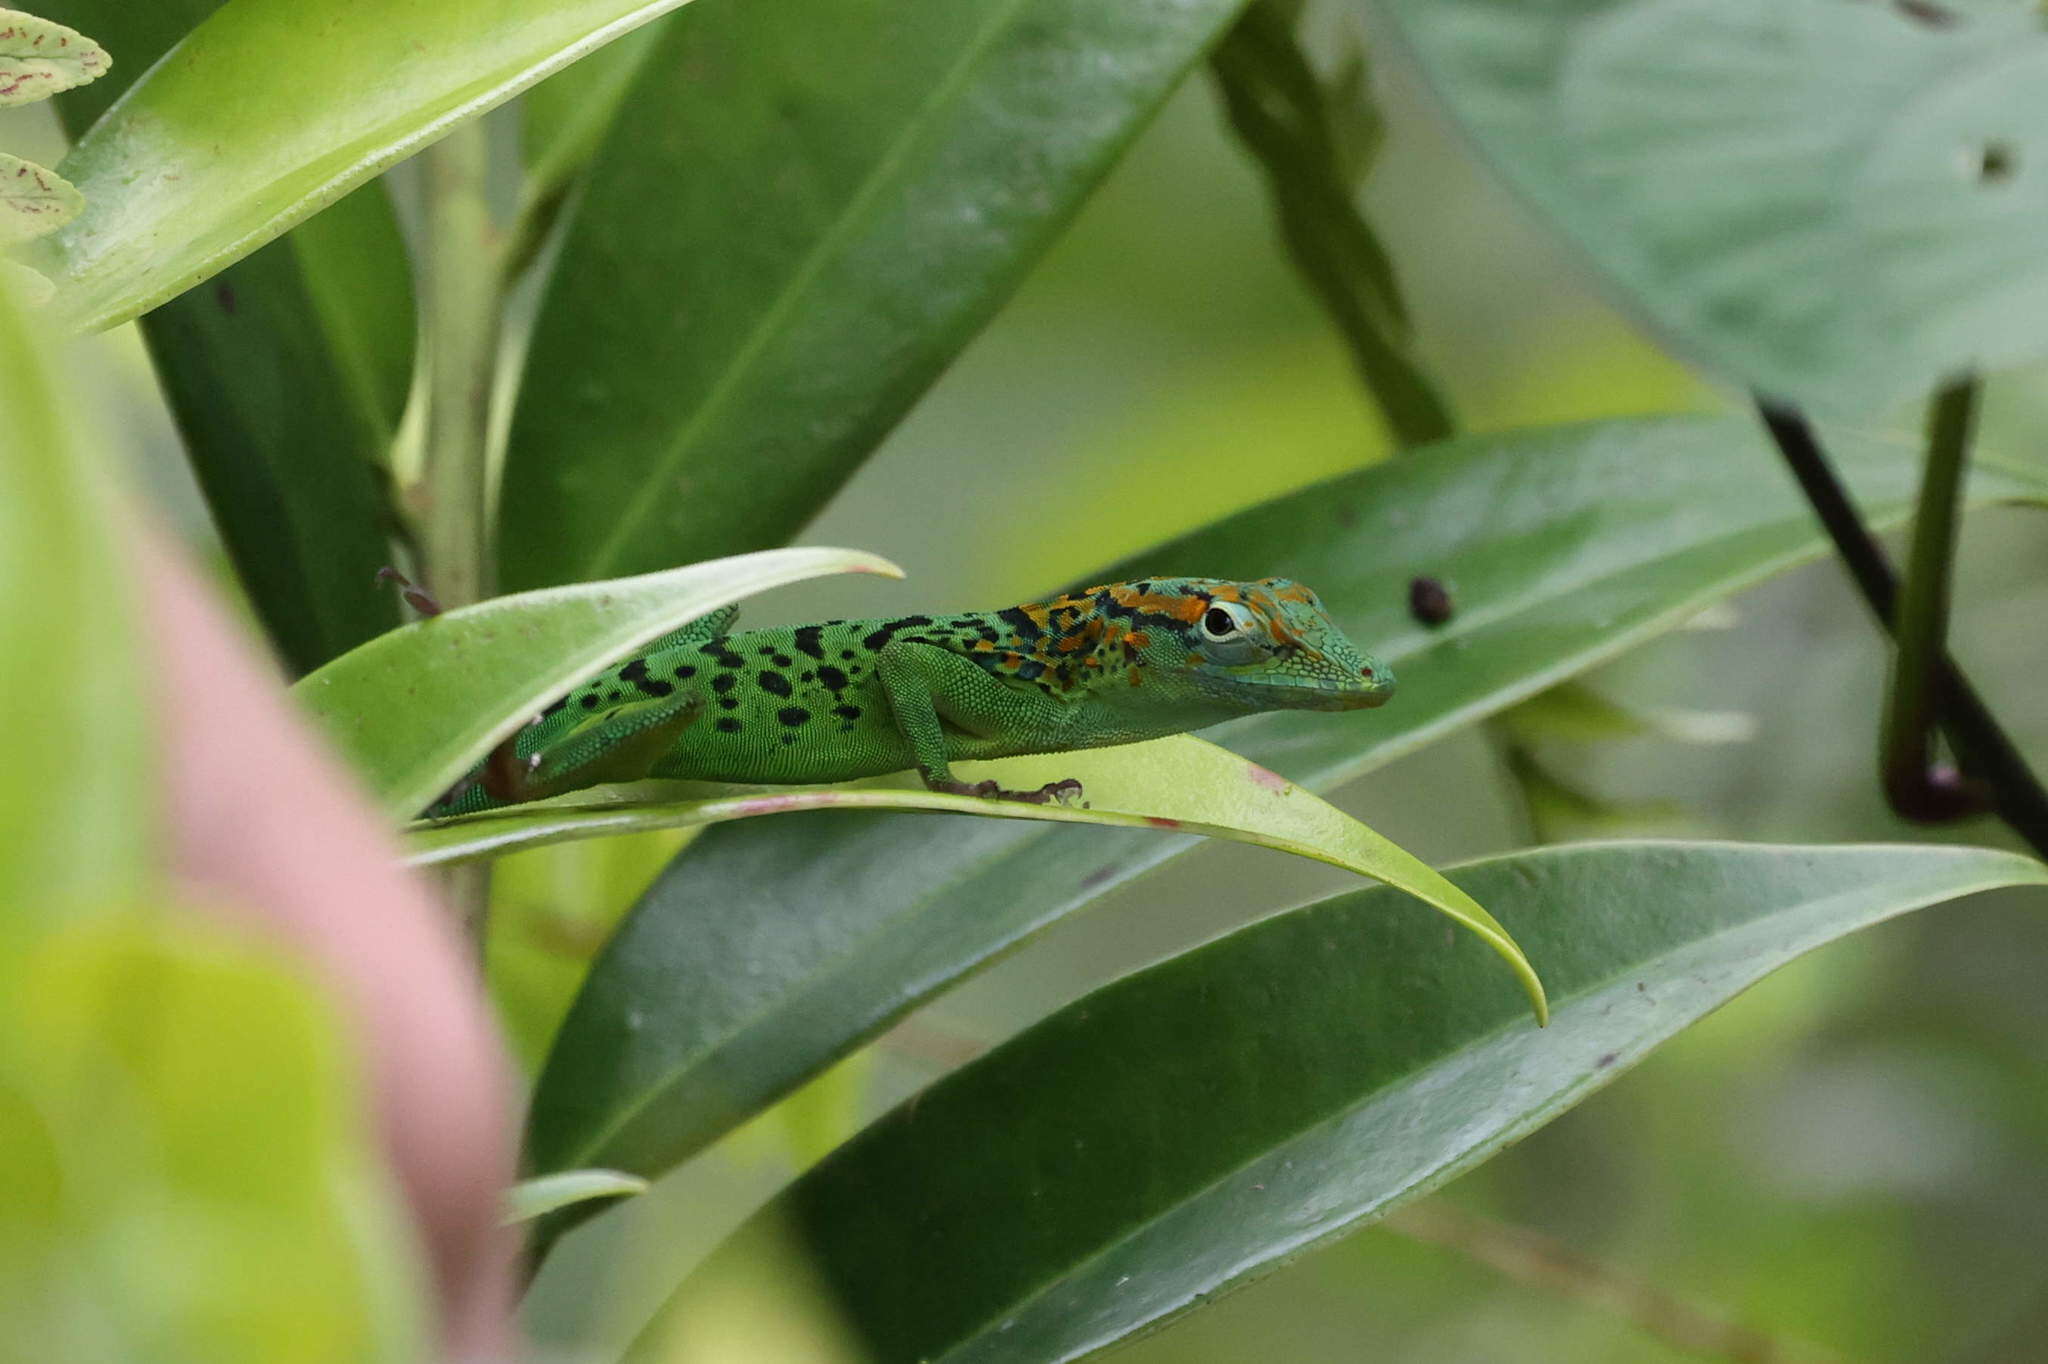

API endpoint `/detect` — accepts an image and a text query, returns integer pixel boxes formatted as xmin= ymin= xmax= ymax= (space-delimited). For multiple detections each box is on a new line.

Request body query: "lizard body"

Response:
xmin=428 ymin=576 xmax=1393 ymax=817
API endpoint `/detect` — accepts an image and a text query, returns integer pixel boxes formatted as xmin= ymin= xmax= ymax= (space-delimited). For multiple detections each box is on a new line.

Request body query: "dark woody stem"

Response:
xmin=1755 ymin=398 xmax=2048 ymax=860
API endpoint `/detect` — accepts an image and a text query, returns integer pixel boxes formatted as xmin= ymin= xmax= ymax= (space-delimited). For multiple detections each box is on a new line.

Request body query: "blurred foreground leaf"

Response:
xmin=656 ymin=841 xmax=2047 ymax=1364
xmin=0 ymin=918 xmax=426 ymax=1361
xmin=293 ymin=548 xmax=904 ymax=820
xmin=500 ymin=0 xmax=1249 ymax=588
xmin=1377 ymin=0 xmax=2048 ymax=410
xmin=0 ymin=266 xmax=147 ymax=937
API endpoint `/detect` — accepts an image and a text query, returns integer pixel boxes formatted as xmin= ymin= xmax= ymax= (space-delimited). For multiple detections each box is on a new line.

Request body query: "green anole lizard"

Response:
xmin=427 ymin=576 xmax=1394 ymax=817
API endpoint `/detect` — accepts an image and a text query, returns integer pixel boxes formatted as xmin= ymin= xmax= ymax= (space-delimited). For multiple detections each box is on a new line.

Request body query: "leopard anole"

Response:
xmin=427 ymin=576 xmax=1394 ymax=817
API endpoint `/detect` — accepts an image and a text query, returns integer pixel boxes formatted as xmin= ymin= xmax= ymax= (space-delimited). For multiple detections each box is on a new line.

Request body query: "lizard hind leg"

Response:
xmin=483 ymin=691 xmax=706 ymax=806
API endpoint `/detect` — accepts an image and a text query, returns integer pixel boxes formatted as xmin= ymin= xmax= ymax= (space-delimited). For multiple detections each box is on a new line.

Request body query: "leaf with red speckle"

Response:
xmin=0 ymin=154 xmax=80 ymax=247
xmin=404 ymin=739 xmax=1543 ymax=1040
xmin=0 ymin=9 xmax=108 ymax=108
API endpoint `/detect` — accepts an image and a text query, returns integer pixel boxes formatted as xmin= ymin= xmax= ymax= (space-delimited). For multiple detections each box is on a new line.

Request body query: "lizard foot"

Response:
xmin=929 ymin=777 xmax=1085 ymax=806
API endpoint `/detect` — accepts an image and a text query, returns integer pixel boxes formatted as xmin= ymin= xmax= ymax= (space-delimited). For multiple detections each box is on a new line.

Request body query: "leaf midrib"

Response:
xmin=578 ymin=0 xmax=1037 ymax=581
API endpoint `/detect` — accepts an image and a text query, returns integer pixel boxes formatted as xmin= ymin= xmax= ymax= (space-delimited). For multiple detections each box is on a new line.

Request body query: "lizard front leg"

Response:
xmin=875 ymin=642 xmax=1083 ymax=804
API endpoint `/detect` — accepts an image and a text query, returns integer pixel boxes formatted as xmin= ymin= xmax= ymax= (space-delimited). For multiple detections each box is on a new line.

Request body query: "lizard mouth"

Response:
xmin=1244 ymin=677 xmax=1395 ymax=711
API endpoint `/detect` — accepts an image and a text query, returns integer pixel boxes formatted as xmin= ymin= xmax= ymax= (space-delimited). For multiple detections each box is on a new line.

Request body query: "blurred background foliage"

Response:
xmin=8 ymin=0 xmax=2048 ymax=1357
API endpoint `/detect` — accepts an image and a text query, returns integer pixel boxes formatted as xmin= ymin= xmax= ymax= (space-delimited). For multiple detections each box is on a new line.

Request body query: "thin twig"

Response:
xmin=1755 ymin=400 xmax=2048 ymax=859
xmin=1383 ymin=1199 xmax=1851 ymax=1364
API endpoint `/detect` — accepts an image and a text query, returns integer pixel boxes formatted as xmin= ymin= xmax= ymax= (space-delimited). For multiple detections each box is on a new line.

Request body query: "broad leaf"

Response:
xmin=0 ymin=8 xmax=107 ymax=107
xmin=521 ymin=415 xmax=2048 ymax=1246
xmin=35 ymin=0 xmax=704 ymax=331
xmin=519 ymin=19 xmax=665 ymax=204
xmin=292 ymin=548 xmax=903 ymax=820
xmin=652 ymin=841 xmax=2048 ymax=1364
xmin=50 ymin=0 xmax=415 ymax=673
xmin=508 ymin=735 xmax=1546 ymax=1254
xmin=1375 ymin=0 xmax=2048 ymax=411
xmin=0 ymin=267 xmax=147 ymax=939
xmin=498 ymin=0 xmax=1250 ymax=590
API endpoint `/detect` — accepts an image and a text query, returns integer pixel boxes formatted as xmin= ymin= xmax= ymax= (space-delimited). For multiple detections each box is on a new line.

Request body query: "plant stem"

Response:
xmin=417 ymin=119 xmax=507 ymax=940
xmin=1383 ymin=1199 xmax=1847 ymax=1364
xmin=1209 ymin=0 xmax=1455 ymax=448
xmin=1756 ymin=400 xmax=2048 ymax=859
xmin=1881 ymin=380 xmax=1984 ymax=820
xmin=419 ymin=120 xmax=502 ymax=612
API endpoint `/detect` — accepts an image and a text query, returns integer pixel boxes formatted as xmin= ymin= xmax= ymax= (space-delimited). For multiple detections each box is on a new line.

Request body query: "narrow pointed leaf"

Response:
xmin=36 ymin=0 xmax=703 ymax=331
xmin=292 ymin=548 xmax=903 ymax=820
xmin=509 ymin=735 xmax=1543 ymax=1253
xmin=0 ymin=8 xmax=107 ymax=107
xmin=1376 ymin=0 xmax=2048 ymax=410
xmin=655 ymin=842 xmax=2048 ymax=1364
xmin=499 ymin=0 xmax=1249 ymax=590
xmin=422 ymin=727 xmax=1541 ymax=1019
xmin=504 ymin=1169 xmax=648 ymax=1226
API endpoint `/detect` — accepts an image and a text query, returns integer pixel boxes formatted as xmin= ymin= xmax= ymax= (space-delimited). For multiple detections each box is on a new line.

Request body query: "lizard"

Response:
xmin=425 ymin=576 xmax=1395 ymax=818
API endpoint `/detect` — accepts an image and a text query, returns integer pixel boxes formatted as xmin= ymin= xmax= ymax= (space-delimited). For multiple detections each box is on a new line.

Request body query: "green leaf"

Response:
xmin=421 ymin=728 xmax=1543 ymax=997
xmin=518 ymin=17 xmax=665 ymax=204
xmin=504 ymin=1168 xmax=648 ymax=1225
xmin=1375 ymin=0 xmax=2048 ymax=411
xmin=651 ymin=841 xmax=2048 ymax=1364
xmin=0 ymin=265 xmax=148 ymax=942
xmin=507 ymin=736 xmax=1544 ymax=1251
xmin=124 ymin=199 xmax=413 ymax=674
xmin=292 ymin=547 xmax=904 ymax=821
xmin=0 ymin=153 xmax=80 ymax=246
xmin=498 ymin=0 xmax=1249 ymax=590
xmin=1123 ymin=416 xmax=2046 ymax=792
xmin=0 ymin=256 xmax=51 ymax=304
xmin=34 ymin=0 xmax=703 ymax=331
xmin=0 ymin=8 xmax=107 ymax=107
xmin=48 ymin=0 xmax=416 ymax=674
xmin=0 ymin=916 xmax=428 ymax=1361
xmin=519 ymin=415 xmax=2048 ymax=1245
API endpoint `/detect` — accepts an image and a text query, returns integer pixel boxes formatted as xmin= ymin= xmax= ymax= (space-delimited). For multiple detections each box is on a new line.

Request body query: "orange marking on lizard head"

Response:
xmin=1105 ymin=583 xmax=1206 ymax=623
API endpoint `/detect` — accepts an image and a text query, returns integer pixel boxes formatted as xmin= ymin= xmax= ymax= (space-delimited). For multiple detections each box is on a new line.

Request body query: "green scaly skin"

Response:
xmin=426 ymin=576 xmax=1394 ymax=818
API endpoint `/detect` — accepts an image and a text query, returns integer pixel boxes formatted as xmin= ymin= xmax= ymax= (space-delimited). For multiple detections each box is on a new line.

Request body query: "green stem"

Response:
xmin=1208 ymin=0 xmax=1455 ymax=448
xmin=418 ymin=120 xmax=503 ymax=611
xmin=416 ymin=120 xmax=508 ymax=940
xmin=1881 ymin=380 xmax=1983 ymax=820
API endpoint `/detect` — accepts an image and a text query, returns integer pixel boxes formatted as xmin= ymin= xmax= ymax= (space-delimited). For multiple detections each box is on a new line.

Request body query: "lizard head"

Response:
xmin=1103 ymin=577 xmax=1396 ymax=713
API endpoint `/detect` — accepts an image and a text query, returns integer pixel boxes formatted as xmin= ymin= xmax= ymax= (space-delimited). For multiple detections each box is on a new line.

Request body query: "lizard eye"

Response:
xmin=1199 ymin=601 xmax=1255 ymax=640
